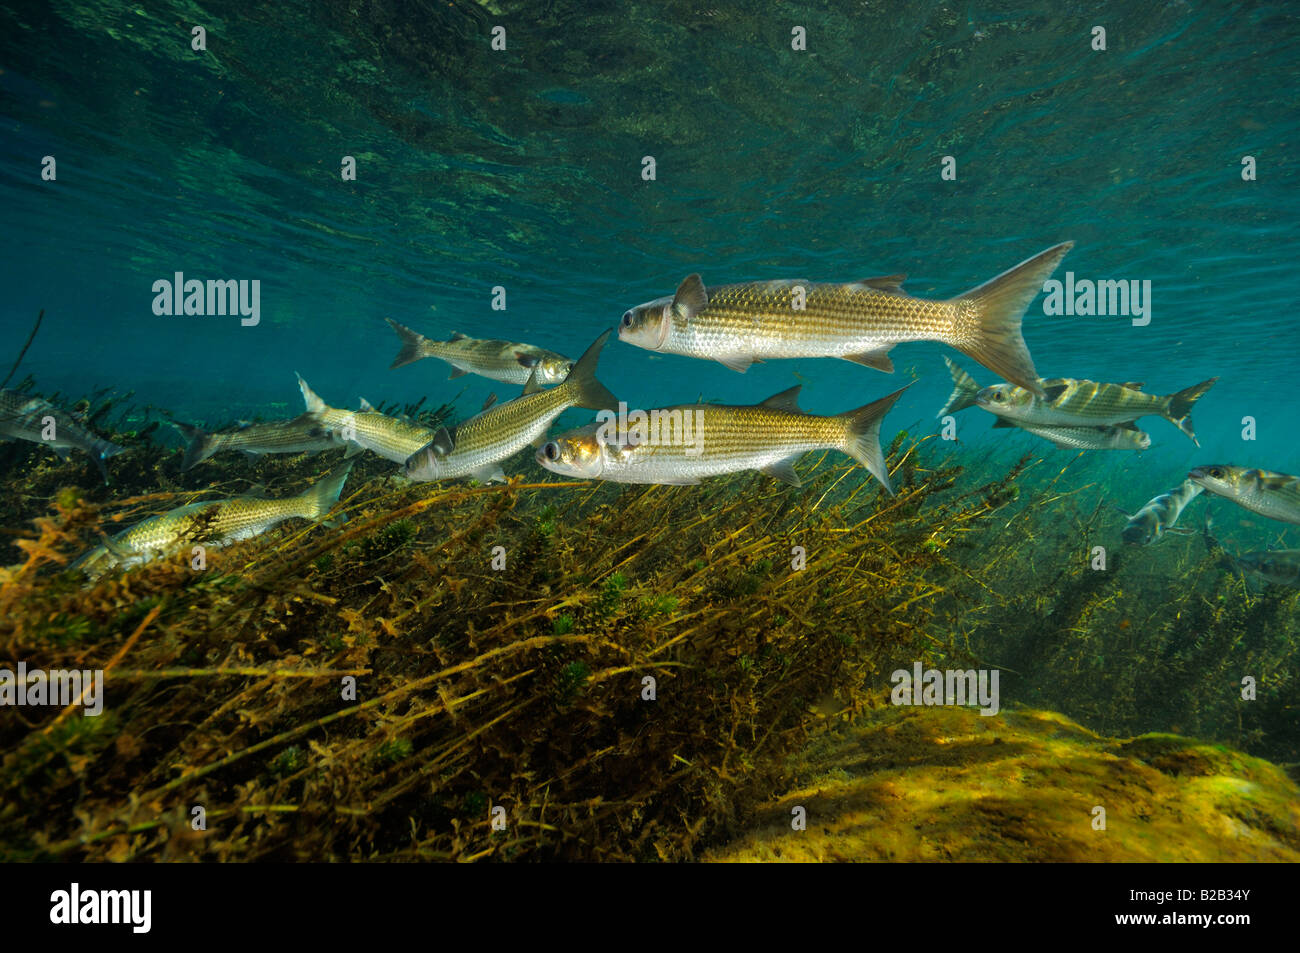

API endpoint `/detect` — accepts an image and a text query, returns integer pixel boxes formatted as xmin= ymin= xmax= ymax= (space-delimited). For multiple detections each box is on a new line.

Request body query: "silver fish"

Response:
xmin=991 ymin=418 xmax=1151 ymax=451
xmin=0 ymin=389 xmax=123 ymax=483
xmin=618 ymin=243 xmax=1074 ymax=395
xmin=171 ymin=415 xmax=342 ymax=470
xmin=976 ymin=376 xmax=1216 ymax=445
xmin=1234 ymin=550 xmax=1300 ymax=587
xmin=404 ymin=330 xmax=617 ymax=483
xmin=1188 ymin=465 xmax=1300 ymax=525
xmin=536 ymin=385 xmax=907 ymax=492
xmin=387 ymin=319 xmax=573 ymax=386
xmin=70 ymin=464 xmax=352 ymax=577
xmin=297 ymin=376 xmax=442 ymax=465
xmin=941 ymin=358 xmax=1150 ymax=450
xmin=1120 ymin=479 xmax=1203 ymax=545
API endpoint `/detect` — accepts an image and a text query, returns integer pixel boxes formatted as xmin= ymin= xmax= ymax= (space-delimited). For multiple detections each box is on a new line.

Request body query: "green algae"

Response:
xmin=706 ymin=706 xmax=1300 ymax=863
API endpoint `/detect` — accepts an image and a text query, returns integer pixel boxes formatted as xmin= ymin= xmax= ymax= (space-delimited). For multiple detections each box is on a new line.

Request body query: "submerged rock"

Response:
xmin=706 ymin=706 xmax=1300 ymax=862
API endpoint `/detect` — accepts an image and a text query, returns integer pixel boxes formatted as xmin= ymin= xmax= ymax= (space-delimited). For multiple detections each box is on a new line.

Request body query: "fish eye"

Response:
xmin=993 ymin=392 xmax=1004 ymax=402
xmin=543 ymin=442 xmax=559 ymax=461
xmin=1209 ymin=467 xmax=1223 ymax=478
xmin=621 ymin=310 xmax=634 ymax=327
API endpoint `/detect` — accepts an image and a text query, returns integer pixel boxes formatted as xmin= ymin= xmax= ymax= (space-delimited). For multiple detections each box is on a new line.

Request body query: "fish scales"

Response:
xmin=678 ymin=283 xmax=957 ymax=360
xmin=404 ymin=329 xmax=618 ymax=482
xmin=620 ymin=243 xmax=1074 ymax=394
xmin=438 ymin=384 xmax=583 ymax=478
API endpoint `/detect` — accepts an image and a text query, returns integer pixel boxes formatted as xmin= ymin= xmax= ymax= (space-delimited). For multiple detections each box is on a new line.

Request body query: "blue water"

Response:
xmin=1 ymin=0 xmax=1296 ymax=493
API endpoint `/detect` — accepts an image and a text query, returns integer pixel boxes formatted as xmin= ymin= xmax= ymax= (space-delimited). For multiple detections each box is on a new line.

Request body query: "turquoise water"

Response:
xmin=3 ymin=1 xmax=1296 ymax=487
xmin=1 ymin=1 xmax=1299 ymax=862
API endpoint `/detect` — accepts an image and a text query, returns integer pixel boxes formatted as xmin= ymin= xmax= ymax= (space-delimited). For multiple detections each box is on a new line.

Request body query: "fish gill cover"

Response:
xmin=0 ymin=0 xmax=1297 ymax=864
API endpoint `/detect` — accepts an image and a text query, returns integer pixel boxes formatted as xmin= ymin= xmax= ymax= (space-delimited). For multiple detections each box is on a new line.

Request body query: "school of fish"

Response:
xmin=1 ymin=240 xmax=1290 ymax=583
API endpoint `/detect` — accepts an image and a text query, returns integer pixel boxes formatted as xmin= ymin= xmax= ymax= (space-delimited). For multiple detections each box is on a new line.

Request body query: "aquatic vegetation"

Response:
xmin=0 ymin=427 xmax=1038 ymax=861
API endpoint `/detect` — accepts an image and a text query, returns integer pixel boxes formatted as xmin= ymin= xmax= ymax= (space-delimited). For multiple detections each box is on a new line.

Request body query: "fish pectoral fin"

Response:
xmin=239 ymin=449 xmax=262 ymax=460
xmin=514 ymin=352 xmax=539 ymax=368
xmin=482 ymin=393 xmax=499 ymax=411
xmin=842 ymin=348 xmax=895 ymax=373
xmin=447 ymin=367 xmax=470 ymax=379
xmin=991 ymin=418 xmax=1017 ymax=428
xmin=761 ymin=457 xmax=802 ymax=487
xmin=671 ymin=274 xmax=709 ymax=319
xmin=343 ymin=442 xmax=365 ymax=459
xmin=758 ymin=385 xmax=803 ymax=413
xmin=853 ymin=274 xmax=907 ymax=293
xmin=1115 ymin=421 xmax=1142 ymax=431
xmin=717 ymin=354 xmax=756 ymax=373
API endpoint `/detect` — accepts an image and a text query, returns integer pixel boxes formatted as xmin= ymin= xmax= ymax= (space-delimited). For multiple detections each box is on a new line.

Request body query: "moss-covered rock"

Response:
xmin=706 ymin=706 xmax=1300 ymax=862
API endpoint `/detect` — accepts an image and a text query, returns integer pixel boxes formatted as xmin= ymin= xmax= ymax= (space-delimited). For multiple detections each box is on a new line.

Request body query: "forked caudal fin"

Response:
xmin=297 ymin=462 xmax=354 ymax=527
xmin=949 ymin=241 xmax=1073 ymax=399
xmin=838 ymin=384 xmax=910 ymax=495
xmin=938 ymin=356 xmax=981 ymax=417
xmin=171 ymin=421 xmax=217 ymax=471
xmin=386 ymin=318 xmax=429 ymax=370
xmin=1164 ymin=377 xmax=1218 ymax=447
xmin=296 ymin=372 xmax=329 ymax=415
xmin=561 ymin=328 xmax=619 ymax=413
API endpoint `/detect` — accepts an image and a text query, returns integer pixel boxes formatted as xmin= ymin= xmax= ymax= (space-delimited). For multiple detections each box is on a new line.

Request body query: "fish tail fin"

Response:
xmin=386 ymin=318 xmax=428 ymax=369
xmin=1164 ymin=377 xmax=1217 ymax=447
xmin=563 ymin=328 xmax=619 ymax=412
xmin=937 ymin=356 xmax=981 ymax=417
xmin=91 ymin=437 xmax=124 ymax=484
xmin=837 ymin=385 xmax=909 ymax=494
xmin=296 ymin=372 xmax=328 ymax=415
xmin=171 ymin=422 xmax=216 ymax=471
xmin=948 ymin=242 xmax=1073 ymax=398
xmin=299 ymin=462 xmax=354 ymax=526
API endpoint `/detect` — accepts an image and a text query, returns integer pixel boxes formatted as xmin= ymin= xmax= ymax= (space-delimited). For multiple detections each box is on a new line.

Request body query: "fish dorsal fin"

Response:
xmin=671 ymin=274 xmax=709 ymax=319
xmin=1122 ymin=382 xmax=1144 ymax=390
xmin=482 ymin=393 xmax=498 ymax=411
xmin=429 ymin=426 xmax=455 ymax=456
xmin=759 ymin=385 xmax=803 ymax=413
xmin=992 ymin=418 xmax=1016 ymax=429
xmin=522 ymin=367 xmax=542 ymax=395
xmin=359 ymin=398 xmax=377 ymax=412
xmin=448 ymin=331 xmax=469 ymax=342
xmin=1042 ymin=382 xmax=1070 ymax=403
xmin=854 ymin=274 xmax=907 ymax=293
